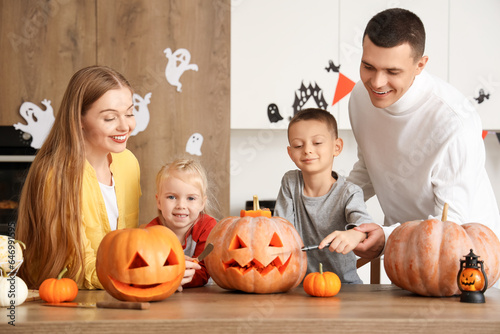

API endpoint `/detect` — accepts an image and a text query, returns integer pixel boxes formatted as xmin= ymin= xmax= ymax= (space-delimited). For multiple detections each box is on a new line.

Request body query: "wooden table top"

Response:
xmin=2 ymin=284 xmax=500 ymax=333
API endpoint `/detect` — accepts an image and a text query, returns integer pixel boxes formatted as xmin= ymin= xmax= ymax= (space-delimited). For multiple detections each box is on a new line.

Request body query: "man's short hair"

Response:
xmin=363 ymin=8 xmax=426 ymax=61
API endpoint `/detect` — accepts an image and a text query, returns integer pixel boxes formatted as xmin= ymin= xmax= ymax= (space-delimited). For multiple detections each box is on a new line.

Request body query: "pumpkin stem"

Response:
xmin=253 ymin=195 xmax=260 ymax=211
xmin=57 ymin=267 xmax=69 ymax=280
xmin=15 ymin=239 xmax=26 ymax=250
xmin=319 ymin=263 xmax=323 ymax=275
xmin=441 ymin=203 xmax=449 ymax=221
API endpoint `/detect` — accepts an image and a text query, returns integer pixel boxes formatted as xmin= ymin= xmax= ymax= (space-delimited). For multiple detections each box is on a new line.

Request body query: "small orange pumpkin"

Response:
xmin=39 ymin=267 xmax=78 ymax=303
xmin=303 ymin=263 xmax=341 ymax=297
xmin=240 ymin=195 xmax=272 ymax=218
xmin=96 ymin=225 xmax=185 ymax=302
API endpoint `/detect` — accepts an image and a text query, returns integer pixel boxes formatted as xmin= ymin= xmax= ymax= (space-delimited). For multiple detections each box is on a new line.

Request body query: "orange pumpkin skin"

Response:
xmin=303 ymin=265 xmax=341 ymax=297
xmin=96 ymin=225 xmax=185 ymax=302
xmin=205 ymin=216 xmax=307 ymax=293
xmin=384 ymin=220 xmax=500 ymax=297
xmin=39 ymin=268 xmax=78 ymax=303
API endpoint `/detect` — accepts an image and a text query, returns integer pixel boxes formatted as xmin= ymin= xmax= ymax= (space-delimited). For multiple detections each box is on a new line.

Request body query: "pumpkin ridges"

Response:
xmin=385 ymin=219 xmax=500 ymax=297
xmin=205 ymin=215 xmax=307 ymax=294
xmin=96 ymin=225 xmax=185 ymax=302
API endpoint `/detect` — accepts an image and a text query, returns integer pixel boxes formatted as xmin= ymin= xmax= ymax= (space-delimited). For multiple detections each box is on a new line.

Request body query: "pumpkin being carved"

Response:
xmin=384 ymin=214 xmax=500 ymax=297
xmin=96 ymin=225 xmax=185 ymax=302
xmin=205 ymin=215 xmax=307 ymax=293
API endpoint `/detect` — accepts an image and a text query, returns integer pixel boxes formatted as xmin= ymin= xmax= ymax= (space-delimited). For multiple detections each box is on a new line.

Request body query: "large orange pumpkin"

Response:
xmin=205 ymin=215 xmax=307 ymax=293
xmin=384 ymin=217 xmax=500 ymax=297
xmin=96 ymin=225 xmax=185 ymax=302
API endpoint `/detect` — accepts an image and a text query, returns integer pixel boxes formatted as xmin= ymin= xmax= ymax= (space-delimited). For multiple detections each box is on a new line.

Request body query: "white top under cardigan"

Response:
xmin=347 ymin=70 xmax=500 ymax=243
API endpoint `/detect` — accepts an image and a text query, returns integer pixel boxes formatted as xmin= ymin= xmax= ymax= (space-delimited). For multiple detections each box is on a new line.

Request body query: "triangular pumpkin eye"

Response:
xmin=164 ymin=249 xmax=179 ymax=266
xmin=129 ymin=253 xmax=149 ymax=269
xmin=229 ymin=235 xmax=247 ymax=250
xmin=268 ymin=232 xmax=283 ymax=247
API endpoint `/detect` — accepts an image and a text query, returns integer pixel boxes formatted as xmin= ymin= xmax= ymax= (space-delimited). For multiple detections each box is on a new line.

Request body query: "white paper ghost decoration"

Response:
xmin=186 ymin=133 xmax=204 ymax=156
xmin=164 ymin=48 xmax=198 ymax=92
xmin=130 ymin=92 xmax=152 ymax=136
xmin=13 ymin=99 xmax=55 ymax=149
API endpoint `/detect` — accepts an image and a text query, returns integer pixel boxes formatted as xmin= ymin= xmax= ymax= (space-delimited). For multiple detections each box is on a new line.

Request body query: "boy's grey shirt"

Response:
xmin=274 ymin=170 xmax=373 ymax=284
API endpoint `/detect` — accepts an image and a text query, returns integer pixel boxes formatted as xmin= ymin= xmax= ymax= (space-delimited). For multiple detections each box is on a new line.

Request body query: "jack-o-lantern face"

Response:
xmin=96 ymin=225 xmax=185 ymax=302
xmin=205 ymin=216 xmax=307 ymax=293
xmin=459 ymin=268 xmax=485 ymax=292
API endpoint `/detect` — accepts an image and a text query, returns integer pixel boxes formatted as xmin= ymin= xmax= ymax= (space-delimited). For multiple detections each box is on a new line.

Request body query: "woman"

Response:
xmin=16 ymin=66 xmax=141 ymax=289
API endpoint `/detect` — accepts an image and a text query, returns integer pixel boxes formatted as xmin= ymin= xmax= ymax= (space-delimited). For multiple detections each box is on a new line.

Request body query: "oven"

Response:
xmin=0 ymin=126 xmax=36 ymax=237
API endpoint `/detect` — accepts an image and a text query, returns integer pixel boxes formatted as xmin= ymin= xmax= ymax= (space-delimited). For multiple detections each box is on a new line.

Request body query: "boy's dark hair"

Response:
xmin=363 ymin=8 xmax=425 ymax=61
xmin=288 ymin=108 xmax=338 ymax=140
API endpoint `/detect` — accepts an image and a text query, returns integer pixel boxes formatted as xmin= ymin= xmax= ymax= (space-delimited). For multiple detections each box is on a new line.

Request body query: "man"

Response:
xmin=348 ymin=8 xmax=500 ymax=259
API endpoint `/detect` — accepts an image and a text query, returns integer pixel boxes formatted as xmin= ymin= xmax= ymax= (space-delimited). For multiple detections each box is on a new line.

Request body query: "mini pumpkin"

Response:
xmin=303 ymin=263 xmax=341 ymax=297
xmin=205 ymin=211 xmax=307 ymax=294
xmin=384 ymin=204 xmax=500 ymax=297
xmin=0 ymin=271 xmax=28 ymax=307
xmin=0 ymin=236 xmax=25 ymax=275
xmin=240 ymin=195 xmax=272 ymax=218
xmin=96 ymin=225 xmax=185 ymax=302
xmin=39 ymin=267 xmax=78 ymax=303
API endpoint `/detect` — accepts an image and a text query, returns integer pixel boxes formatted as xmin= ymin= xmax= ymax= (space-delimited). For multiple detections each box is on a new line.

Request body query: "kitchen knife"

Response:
xmin=194 ymin=243 xmax=214 ymax=263
xmin=42 ymin=301 xmax=150 ymax=310
xmin=301 ymin=242 xmax=331 ymax=251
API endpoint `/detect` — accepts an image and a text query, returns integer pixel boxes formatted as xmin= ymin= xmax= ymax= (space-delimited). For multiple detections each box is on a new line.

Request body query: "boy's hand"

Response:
xmin=319 ymin=229 xmax=367 ymax=255
xmin=177 ymin=256 xmax=202 ymax=292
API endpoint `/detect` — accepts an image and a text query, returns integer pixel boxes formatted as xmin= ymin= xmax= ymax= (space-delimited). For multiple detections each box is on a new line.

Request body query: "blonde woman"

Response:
xmin=16 ymin=66 xmax=141 ymax=289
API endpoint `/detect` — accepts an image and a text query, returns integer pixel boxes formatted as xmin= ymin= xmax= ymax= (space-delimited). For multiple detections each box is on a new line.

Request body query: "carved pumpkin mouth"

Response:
xmin=222 ymin=256 xmax=292 ymax=276
xmin=108 ymin=275 xmax=182 ymax=298
xmin=461 ymin=280 xmax=475 ymax=286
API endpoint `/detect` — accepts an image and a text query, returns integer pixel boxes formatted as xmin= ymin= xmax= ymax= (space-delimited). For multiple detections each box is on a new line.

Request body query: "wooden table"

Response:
xmin=2 ymin=284 xmax=500 ymax=333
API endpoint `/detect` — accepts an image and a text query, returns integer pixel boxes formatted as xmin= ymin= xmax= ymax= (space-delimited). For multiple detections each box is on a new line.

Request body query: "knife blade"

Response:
xmin=194 ymin=243 xmax=214 ymax=263
xmin=42 ymin=301 xmax=150 ymax=310
xmin=301 ymin=242 xmax=331 ymax=251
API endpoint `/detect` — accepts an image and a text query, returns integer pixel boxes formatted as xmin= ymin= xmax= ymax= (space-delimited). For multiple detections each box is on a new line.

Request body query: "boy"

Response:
xmin=274 ymin=108 xmax=374 ymax=284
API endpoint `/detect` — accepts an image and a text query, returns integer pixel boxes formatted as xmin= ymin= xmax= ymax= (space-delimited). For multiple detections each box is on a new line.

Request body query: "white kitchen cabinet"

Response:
xmin=232 ymin=1 xmax=500 ymax=130
xmin=231 ymin=0 xmax=340 ymax=129
xmin=449 ymin=0 xmax=500 ymax=130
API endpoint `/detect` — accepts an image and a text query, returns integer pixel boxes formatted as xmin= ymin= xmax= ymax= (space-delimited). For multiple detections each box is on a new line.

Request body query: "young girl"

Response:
xmin=145 ymin=159 xmax=217 ymax=290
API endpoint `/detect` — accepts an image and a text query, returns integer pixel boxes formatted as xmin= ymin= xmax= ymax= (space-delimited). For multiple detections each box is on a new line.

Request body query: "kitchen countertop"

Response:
xmin=2 ymin=284 xmax=500 ymax=333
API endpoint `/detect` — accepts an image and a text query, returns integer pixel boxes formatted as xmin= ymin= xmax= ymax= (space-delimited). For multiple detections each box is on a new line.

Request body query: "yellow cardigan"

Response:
xmin=78 ymin=149 xmax=141 ymax=289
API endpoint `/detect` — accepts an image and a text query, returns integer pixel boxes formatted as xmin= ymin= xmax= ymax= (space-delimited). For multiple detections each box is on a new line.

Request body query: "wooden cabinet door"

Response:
xmin=97 ymin=0 xmax=230 ymax=221
xmin=0 ymin=0 xmax=96 ymax=125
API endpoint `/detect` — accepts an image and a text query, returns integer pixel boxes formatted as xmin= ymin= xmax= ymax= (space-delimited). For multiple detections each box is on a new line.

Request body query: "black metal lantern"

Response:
xmin=457 ymin=249 xmax=487 ymax=303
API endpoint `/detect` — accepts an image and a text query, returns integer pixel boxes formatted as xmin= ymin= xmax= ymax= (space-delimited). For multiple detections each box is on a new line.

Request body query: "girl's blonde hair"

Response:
xmin=16 ymin=65 xmax=133 ymax=288
xmin=156 ymin=159 xmax=218 ymax=222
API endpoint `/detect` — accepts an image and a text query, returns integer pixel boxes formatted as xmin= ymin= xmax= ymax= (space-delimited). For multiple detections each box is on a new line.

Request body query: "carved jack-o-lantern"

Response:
xmin=459 ymin=268 xmax=485 ymax=292
xmin=205 ymin=214 xmax=307 ymax=293
xmin=96 ymin=225 xmax=185 ymax=302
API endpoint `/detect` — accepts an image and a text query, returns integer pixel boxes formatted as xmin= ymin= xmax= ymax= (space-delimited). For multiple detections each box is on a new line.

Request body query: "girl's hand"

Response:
xmin=319 ymin=229 xmax=367 ymax=255
xmin=177 ymin=257 xmax=202 ymax=292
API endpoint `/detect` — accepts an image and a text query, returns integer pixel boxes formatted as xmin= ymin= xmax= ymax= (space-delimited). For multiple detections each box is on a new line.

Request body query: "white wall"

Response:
xmin=229 ymin=128 xmax=500 ymax=284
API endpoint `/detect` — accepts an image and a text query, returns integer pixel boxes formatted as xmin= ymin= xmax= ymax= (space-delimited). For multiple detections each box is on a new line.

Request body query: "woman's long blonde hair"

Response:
xmin=16 ymin=66 xmax=132 ymax=288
